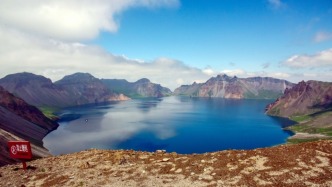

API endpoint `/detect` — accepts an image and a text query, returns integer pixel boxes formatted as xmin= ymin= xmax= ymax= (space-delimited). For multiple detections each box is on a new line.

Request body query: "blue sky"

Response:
xmin=96 ymin=0 xmax=332 ymax=70
xmin=0 ymin=0 xmax=331 ymax=89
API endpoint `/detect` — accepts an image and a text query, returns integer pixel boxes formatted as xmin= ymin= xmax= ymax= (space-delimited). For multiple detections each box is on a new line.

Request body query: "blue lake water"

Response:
xmin=44 ymin=96 xmax=295 ymax=155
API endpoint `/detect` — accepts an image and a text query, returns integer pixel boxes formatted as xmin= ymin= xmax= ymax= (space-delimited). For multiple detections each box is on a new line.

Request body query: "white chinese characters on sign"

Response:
xmin=10 ymin=144 xmax=29 ymax=155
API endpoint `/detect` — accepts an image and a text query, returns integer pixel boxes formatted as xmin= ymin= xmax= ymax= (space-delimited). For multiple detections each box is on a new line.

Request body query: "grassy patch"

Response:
xmin=290 ymin=115 xmax=312 ymax=123
xmin=287 ymin=124 xmax=332 ymax=136
xmin=39 ymin=107 xmax=59 ymax=120
xmin=287 ymin=138 xmax=332 ymax=144
xmin=244 ymin=90 xmax=282 ymax=99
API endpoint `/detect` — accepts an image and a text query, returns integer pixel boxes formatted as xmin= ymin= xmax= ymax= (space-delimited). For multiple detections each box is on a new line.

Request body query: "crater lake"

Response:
xmin=44 ymin=96 xmax=295 ymax=155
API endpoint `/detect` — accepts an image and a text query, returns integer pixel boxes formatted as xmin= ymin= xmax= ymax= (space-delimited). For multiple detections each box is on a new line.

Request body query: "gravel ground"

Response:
xmin=0 ymin=140 xmax=331 ymax=187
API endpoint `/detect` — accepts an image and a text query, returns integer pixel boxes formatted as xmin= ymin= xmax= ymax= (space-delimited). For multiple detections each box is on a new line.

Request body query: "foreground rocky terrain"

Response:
xmin=0 ymin=140 xmax=331 ymax=187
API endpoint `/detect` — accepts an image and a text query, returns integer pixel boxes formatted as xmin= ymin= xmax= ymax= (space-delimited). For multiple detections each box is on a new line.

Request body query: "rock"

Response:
xmin=175 ymin=168 xmax=182 ymax=173
xmin=162 ymin=158 xmax=170 ymax=162
xmin=156 ymin=150 xmax=166 ymax=154
xmin=139 ymin=155 xmax=149 ymax=159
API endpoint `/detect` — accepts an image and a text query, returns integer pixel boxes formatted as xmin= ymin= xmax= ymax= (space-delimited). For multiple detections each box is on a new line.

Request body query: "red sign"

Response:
xmin=8 ymin=141 xmax=32 ymax=160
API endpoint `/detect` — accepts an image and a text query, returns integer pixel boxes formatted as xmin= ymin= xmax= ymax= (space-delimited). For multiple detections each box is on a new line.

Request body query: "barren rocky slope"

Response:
xmin=266 ymin=80 xmax=332 ymax=117
xmin=266 ymin=80 xmax=332 ymax=141
xmin=0 ymin=72 xmax=129 ymax=107
xmin=0 ymin=86 xmax=59 ymax=166
xmin=0 ymin=140 xmax=331 ymax=187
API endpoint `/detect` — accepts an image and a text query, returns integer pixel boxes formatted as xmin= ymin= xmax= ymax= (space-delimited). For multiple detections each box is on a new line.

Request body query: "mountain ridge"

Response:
xmin=101 ymin=78 xmax=172 ymax=98
xmin=174 ymin=74 xmax=294 ymax=99
xmin=266 ymin=80 xmax=332 ymax=142
xmin=266 ymin=80 xmax=332 ymax=117
xmin=0 ymin=72 xmax=129 ymax=108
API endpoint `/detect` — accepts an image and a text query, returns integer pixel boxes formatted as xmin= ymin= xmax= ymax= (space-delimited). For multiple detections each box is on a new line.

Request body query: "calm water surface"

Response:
xmin=44 ymin=97 xmax=295 ymax=155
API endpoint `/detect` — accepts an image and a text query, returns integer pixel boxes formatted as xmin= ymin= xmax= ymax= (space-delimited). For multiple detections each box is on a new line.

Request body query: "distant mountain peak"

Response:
xmin=0 ymin=72 xmax=52 ymax=83
xmin=212 ymin=74 xmax=237 ymax=82
xmin=135 ymin=78 xmax=150 ymax=84
xmin=174 ymin=75 xmax=294 ymax=99
xmin=58 ymin=72 xmax=96 ymax=83
xmin=102 ymin=78 xmax=171 ymax=98
xmin=0 ymin=72 xmax=129 ymax=107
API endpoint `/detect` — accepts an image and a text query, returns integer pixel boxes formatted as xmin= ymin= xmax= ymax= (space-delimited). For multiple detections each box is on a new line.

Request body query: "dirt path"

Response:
xmin=0 ymin=140 xmax=331 ymax=187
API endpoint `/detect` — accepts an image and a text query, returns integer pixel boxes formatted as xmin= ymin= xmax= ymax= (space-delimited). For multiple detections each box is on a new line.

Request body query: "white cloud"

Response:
xmin=202 ymin=67 xmax=215 ymax=76
xmin=0 ymin=0 xmax=179 ymax=41
xmin=269 ymin=72 xmax=290 ymax=79
xmin=283 ymin=49 xmax=332 ymax=68
xmin=314 ymin=31 xmax=332 ymax=43
xmin=220 ymin=69 xmax=247 ymax=77
xmin=0 ymin=26 xmax=210 ymax=91
xmin=220 ymin=69 xmax=290 ymax=79
xmin=268 ymin=0 xmax=285 ymax=9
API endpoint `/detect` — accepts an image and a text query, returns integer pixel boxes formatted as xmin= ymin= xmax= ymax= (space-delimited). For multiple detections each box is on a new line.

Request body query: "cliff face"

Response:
xmin=102 ymin=78 xmax=172 ymax=98
xmin=0 ymin=72 xmax=129 ymax=107
xmin=0 ymin=86 xmax=58 ymax=133
xmin=0 ymin=86 xmax=59 ymax=166
xmin=174 ymin=74 xmax=294 ymax=99
xmin=266 ymin=80 xmax=332 ymax=117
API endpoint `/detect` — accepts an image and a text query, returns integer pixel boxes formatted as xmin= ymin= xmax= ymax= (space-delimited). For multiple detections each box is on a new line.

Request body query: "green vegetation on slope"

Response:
xmin=244 ymin=90 xmax=283 ymax=99
xmin=287 ymin=124 xmax=332 ymax=136
xmin=286 ymin=109 xmax=332 ymax=143
xmin=289 ymin=115 xmax=312 ymax=123
xmin=287 ymin=138 xmax=332 ymax=144
xmin=39 ymin=107 xmax=59 ymax=120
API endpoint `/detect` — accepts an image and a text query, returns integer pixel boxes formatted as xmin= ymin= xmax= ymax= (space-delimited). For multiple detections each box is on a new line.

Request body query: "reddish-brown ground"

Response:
xmin=0 ymin=140 xmax=331 ymax=187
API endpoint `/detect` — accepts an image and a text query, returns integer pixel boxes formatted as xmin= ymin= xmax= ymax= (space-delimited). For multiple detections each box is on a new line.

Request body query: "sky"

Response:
xmin=0 ymin=0 xmax=331 ymax=90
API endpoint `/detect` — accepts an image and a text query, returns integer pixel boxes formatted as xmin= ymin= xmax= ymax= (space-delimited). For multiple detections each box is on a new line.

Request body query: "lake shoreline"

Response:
xmin=44 ymin=97 xmax=294 ymax=155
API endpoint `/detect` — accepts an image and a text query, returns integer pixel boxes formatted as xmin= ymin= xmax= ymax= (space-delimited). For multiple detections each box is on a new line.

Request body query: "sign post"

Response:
xmin=8 ymin=141 xmax=32 ymax=170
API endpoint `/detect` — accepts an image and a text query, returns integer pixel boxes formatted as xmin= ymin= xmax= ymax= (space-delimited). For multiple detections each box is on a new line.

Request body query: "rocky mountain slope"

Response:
xmin=0 ymin=72 xmax=72 ymax=107
xmin=101 ymin=78 xmax=172 ymax=98
xmin=55 ymin=73 xmax=129 ymax=105
xmin=0 ymin=140 xmax=331 ymax=186
xmin=0 ymin=72 xmax=129 ymax=107
xmin=266 ymin=80 xmax=332 ymax=117
xmin=266 ymin=80 xmax=332 ymax=142
xmin=174 ymin=74 xmax=294 ymax=99
xmin=0 ymin=86 xmax=59 ymax=166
